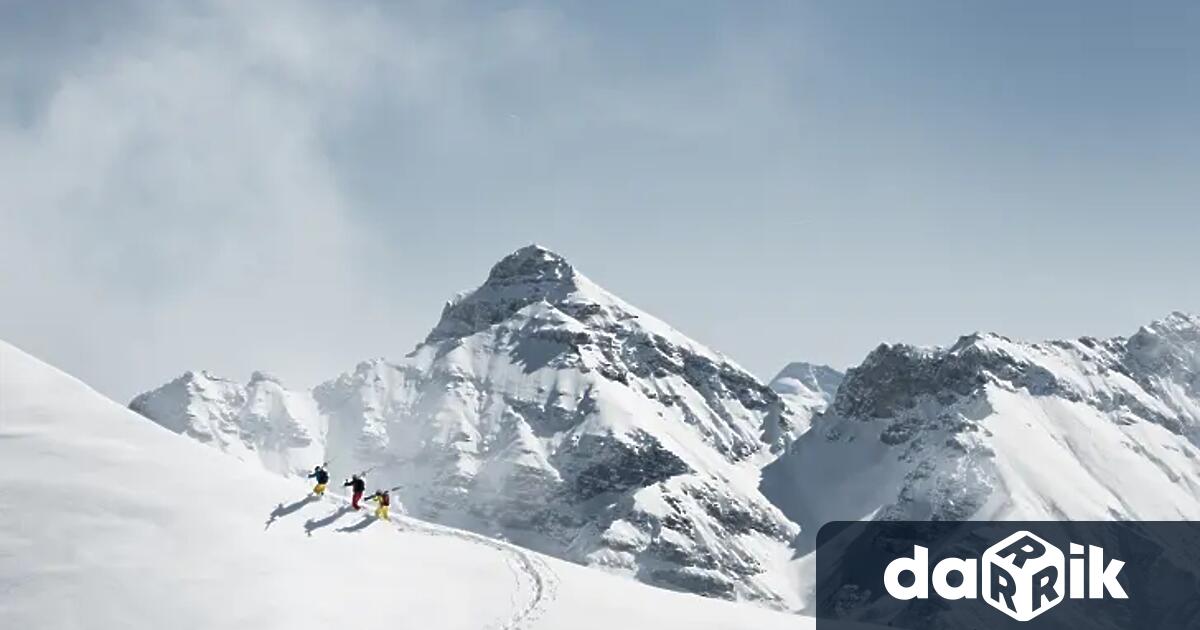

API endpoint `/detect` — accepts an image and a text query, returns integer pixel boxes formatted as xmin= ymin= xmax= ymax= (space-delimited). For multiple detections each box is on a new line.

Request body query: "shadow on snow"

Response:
xmin=336 ymin=515 xmax=378 ymax=533
xmin=264 ymin=494 xmax=319 ymax=530
xmin=304 ymin=505 xmax=355 ymax=536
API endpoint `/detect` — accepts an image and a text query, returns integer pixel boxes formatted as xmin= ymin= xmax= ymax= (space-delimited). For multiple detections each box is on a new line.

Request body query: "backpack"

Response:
xmin=380 ymin=492 xmax=390 ymax=507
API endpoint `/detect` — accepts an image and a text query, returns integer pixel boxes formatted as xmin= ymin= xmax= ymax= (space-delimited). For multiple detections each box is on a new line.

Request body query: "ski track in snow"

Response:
xmin=393 ymin=515 xmax=558 ymax=630
xmin=320 ymin=494 xmax=558 ymax=629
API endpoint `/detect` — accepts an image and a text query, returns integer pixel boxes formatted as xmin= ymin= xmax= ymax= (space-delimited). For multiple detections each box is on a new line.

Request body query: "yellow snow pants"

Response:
xmin=313 ymin=483 xmax=327 ymax=496
xmin=375 ymin=505 xmax=389 ymax=520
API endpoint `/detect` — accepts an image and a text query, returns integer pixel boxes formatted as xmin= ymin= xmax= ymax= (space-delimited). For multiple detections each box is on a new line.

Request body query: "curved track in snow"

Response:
xmin=393 ymin=514 xmax=559 ymax=630
xmin=324 ymin=495 xmax=558 ymax=629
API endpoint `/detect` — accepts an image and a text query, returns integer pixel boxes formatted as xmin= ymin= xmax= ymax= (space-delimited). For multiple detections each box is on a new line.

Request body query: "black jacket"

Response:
xmin=345 ymin=478 xmax=366 ymax=493
xmin=309 ymin=469 xmax=329 ymax=484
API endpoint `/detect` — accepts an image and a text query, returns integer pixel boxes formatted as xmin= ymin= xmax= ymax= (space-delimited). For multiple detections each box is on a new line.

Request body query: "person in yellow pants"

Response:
xmin=369 ymin=489 xmax=391 ymax=520
xmin=308 ymin=464 xmax=330 ymax=496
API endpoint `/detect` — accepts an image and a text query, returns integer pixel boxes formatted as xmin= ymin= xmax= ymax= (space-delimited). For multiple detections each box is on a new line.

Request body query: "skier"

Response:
xmin=308 ymin=464 xmax=330 ymax=496
xmin=368 ymin=489 xmax=391 ymax=520
xmin=344 ymin=474 xmax=367 ymax=510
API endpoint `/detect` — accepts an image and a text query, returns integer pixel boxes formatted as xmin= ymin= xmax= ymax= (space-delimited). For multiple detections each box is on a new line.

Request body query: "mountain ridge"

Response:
xmin=128 ymin=242 xmax=1200 ymax=613
xmin=130 ymin=244 xmax=820 ymax=609
xmin=762 ymin=311 xmax=1200 ymax=568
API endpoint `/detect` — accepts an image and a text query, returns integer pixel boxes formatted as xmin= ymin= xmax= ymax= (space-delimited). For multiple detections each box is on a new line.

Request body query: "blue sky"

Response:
xmin=2 ymin=1 xmax=1197 ymax=400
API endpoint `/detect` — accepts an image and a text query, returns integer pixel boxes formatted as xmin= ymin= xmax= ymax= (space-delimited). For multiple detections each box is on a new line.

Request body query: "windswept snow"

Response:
xmin=0 ymin=339 xmax=805 ymax=630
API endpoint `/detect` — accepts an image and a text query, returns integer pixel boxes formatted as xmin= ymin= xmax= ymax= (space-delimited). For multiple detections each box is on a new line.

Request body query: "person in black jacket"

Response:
xmin=344 ymin=474 xmax=366 ymax=509
xmin=308 ymin=464 xmax=330 ymax=496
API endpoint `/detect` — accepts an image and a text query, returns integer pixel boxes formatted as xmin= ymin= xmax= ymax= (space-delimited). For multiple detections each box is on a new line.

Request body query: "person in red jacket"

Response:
xmin=344 ymin=474 xmax=366 ymax=509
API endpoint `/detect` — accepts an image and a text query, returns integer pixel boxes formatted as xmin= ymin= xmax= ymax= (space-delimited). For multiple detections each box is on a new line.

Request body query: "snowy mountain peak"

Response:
xmin=132 ymin=245 xmax=802 ymax=608
xmin=1131 ymin=311 xmax=1200 ymax=353
xmin=946 ymin=331 xmax=1013 ymax=354
xmin=1150 ymin=310 xmax=1200 ymax=332
xmin=485 ymin=244 xmax=578 ymax=287
xmin=770 ymin=362 xmax=843 ymax=402
xmin=426 ymin=245 xmax=587 ymax=344
xmin=768 ymin=362 xmax=844 ymax=436
xmin=1126 ymin=311 xmax=1199 ymax=398
xmin=831 ymin=329 xmax=1096 ymax=421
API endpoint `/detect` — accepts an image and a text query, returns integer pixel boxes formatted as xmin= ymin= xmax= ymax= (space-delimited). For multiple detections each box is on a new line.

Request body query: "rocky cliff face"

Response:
xmin=763 ymin=312 xmax=1200 ymax=556
xmin=131 ymin=245 xmax=803 ymax=609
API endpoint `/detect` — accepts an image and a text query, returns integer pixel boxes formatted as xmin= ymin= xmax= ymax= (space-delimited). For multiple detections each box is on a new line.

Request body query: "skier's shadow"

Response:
xmin=304 ymin=505 xmax=354 ymax=536
xmin=264 ymin=495 xmax=319 ymax=530
xmin=336 ymin=515 xmax=377 ymax=533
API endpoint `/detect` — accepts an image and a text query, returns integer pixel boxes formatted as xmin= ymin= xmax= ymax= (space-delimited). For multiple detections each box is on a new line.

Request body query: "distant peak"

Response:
xmin=771 ymin=361 xmax=844 ymax=403
xmin=424 ymin=245 xmax=591 ymax=344
xmin=484 ymin=244 xmax=576 ymax=287
xmin=248 ymin=370 xmax=282 ymax=386
xmin=179 ymin=370 xmax=230 ymax=384
xmin=947 ymin=331 xmax=1013 ymax=354
xmin=1130 ymin=312 xmax=1200 ymax=352
xmin=773 ymin=361 xmax=842 ymax=383
xmin=1153 ymin=311 xmax=1200 ymax=332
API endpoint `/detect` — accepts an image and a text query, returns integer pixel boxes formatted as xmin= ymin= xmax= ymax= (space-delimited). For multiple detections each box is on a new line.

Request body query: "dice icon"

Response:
xmin=982 ymin=530 xmax=1064 ymax=621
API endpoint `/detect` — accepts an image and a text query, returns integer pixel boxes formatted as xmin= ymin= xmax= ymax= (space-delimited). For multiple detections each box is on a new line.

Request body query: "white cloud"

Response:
xmin=0 ymin=1 xmax=415 ymax=397
xmin=0 ymin=0 xmax=810 ymax=399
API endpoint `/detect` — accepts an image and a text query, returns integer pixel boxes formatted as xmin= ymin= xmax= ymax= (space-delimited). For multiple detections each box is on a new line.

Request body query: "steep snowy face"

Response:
xmin=763 ymin=313 xmax=1200 ymax=549
xmin=421 ymin=245 xmax=797 ymax=455
xmin=769 ymin=362 xmax=843 ymax=435
xmin=131 ymin=245 xmax=802 ymax=609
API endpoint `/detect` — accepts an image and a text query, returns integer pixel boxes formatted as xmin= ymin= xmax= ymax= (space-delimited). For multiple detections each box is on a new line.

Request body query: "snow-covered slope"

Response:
xmin=0 ymin=339 xmax=806 ymax=630
xmin=768 ymin=362 xmax=843 ymax=435
xmin=131 ymin=245 xmax=805 ymax=608
xmin=763 ymin=312 xmax=1200 ymax=552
